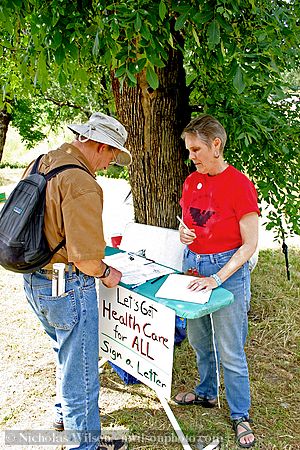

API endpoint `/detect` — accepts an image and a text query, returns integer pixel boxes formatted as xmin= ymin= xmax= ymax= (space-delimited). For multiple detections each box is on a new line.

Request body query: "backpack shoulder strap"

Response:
xmin=30 ymin=154 xmax=45 ymax=174
xmin=44 ymin=164 xmax=92 ymax=181
xmin=30 ymin=155 xmax=93 ymax=180
xmin=50 ymin=237 xmax=67 ymax=255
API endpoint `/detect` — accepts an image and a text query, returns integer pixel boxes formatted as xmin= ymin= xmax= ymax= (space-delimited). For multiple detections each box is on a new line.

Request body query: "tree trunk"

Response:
xmin=0 ymin=109 xmax=11 ymax=162
xmin=112 ymin=47 xmax=191 ymax=230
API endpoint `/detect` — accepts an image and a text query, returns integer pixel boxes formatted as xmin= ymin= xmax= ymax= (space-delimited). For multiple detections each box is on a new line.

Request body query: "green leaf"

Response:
xmin=2 ymin=85 xmax=7 ymax=103
xmin=51 ymin=31 xmax=62 ymax=49
xmin=207 ymin=20 xmax=220 ymax=49
xmin=193 ymin=10 xmax=214 ymax=25
xmin=37 ymin=51 xmax=47 ymax=78
xmin=146 ymin=66 xmax=159 ymax=90
xmin=76 ymin=67 xmax=88 ymax=82
xmin=0 ymin=11 xmax=13 ymax=33
xmin=115 ymin=65 xmax=126 ymax=77
xmin=12 ymin=0 xmax=22 ymax=7
xmin=233 ymin=66 xmax=246 ymax=94
xmin=134 ymin=13 xmax=142 ymax=32
xmin=126 ymin=69 xmax=137 ymax=85
xmin=5 ymin=101 xmax=12 ymax=114
xmin=175 ymin=14 xmax=187 ymax=31
xmin=111 ymin=21 xmax=120 ymax=40
xmin=186 ymin=72 xmax=197 ymax=87
xmin=54 ymin=46 xmax=65 ymax=66
xmin=192 ymin=27 xmax=200 ymax=47
xmin=168 ymin=33 xmax=174 ymax=48
xmin=220 ymin=40 xmax=225 ymax=57
xmin=257 ymin=32 xmax=267 ymax=42
xmin=216 ymin=14 xmax=233 ymax=33
xmin=159 ymin=0 xmax=167 ymax=21
xmin=66 ymin=42 xmax=78 ymax=60
xmin=136 ymin=57 xmax=147 ymax=72
xmin=147 ymin=54 xmax=165 ymax=68
xmin=103 ymin=49 xmax=113 ymax=67
xmin=140 ymin=22 xmax=151 ymax=40
xmin=92 ymin=32 xmax=99 ymax=56
xmin=58 ymin=69 xmax=67 ymax=86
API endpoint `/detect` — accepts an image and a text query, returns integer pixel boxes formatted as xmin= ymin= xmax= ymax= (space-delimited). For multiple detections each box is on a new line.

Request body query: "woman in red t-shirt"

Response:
xmin=174 ymin=115 xmax=259 ymax=449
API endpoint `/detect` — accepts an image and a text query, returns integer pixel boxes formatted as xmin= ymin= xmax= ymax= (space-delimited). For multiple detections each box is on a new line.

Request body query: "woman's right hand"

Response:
xmin=179 ymin=225 xmax=196 ymax=244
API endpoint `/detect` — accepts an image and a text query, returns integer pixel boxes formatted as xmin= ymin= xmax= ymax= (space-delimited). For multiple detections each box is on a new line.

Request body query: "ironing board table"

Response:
xmin=105 ymin=246 xmax=234 ymax=320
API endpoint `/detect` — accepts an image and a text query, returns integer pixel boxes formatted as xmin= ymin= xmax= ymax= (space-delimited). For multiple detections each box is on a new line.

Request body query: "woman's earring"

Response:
xmin=214 ymin=153 xmax=220 ymax=158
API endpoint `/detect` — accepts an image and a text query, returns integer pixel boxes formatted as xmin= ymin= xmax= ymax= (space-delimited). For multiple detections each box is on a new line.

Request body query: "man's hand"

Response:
xmin=101 ymin=266 xmax=122 ymax=288
xmin=73 ymin=259 xmax=122 ymax=288
xmin=179 ymin=224 xmax=196 ymax=244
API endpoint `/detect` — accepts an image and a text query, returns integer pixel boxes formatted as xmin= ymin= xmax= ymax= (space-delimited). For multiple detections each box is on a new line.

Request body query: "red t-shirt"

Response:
xmin=180 ymin=165 xmax=260 ymax=254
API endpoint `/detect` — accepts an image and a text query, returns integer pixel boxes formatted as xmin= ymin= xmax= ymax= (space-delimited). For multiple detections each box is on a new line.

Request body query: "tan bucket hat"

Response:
xmin=68 ymin=112 xmax=132 ymax=166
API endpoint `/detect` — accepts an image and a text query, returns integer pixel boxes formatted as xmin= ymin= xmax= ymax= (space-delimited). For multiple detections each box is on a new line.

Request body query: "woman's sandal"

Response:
xmin=174 ymin=391 xmax=217 ymax=408
xmin=232 ymin=418 xmax=256 ymax=448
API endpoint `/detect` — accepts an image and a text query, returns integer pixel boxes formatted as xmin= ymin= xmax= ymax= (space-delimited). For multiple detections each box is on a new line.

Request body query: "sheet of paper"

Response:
xmin=104 ymin=252 xmax=175 ymax=285
xmin=155 ymin=274 xmax=212 ymax=304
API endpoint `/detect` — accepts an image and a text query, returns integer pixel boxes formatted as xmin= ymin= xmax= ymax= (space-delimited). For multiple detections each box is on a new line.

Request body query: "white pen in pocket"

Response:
xmin=52 ymin=268 xmax=59 ymax=296
xmin=176 ymin=215 xmax=190 ymax=231
xmin=52 ymin=263 xmax=66 ymax=296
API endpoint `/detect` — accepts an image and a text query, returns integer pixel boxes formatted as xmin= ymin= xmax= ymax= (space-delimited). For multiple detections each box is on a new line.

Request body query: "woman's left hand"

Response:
xmin=187 ymin=276 xmax=218 ymax=292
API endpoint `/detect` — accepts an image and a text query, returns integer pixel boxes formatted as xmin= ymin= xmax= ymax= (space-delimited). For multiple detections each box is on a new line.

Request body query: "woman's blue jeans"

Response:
xmin=183 ymin=247 xmax=251 ymax=420
xmin=23 ymin=270 xmax=100 ymax=449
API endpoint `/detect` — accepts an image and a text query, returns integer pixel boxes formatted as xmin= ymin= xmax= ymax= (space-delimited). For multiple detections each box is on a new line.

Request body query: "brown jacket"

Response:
xmin=24 ymin=143 xmax=106 ymax=265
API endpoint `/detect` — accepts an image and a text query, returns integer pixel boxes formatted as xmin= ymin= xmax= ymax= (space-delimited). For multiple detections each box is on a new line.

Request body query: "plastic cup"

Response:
xmin=111 ymin=235 xmax=122 ymax=248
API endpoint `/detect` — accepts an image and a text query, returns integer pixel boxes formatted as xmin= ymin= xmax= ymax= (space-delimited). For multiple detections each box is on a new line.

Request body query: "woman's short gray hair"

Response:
xmin=181 ymin=114 xmax=227 ymax=152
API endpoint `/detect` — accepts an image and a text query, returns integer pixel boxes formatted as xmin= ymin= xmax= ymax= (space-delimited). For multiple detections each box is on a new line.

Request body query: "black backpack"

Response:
xmin=0 ymin=154 xmax=91 ymax=273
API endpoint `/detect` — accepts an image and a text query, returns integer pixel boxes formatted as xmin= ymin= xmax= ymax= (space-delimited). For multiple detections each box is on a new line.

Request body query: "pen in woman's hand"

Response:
xmin=176 ymin=215 xmax=190 ymax=231
xmin=177 ymin=216 xmax=196 ymax=244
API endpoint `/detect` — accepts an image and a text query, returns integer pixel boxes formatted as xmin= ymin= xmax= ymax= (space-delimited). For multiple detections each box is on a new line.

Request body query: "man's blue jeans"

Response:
xmin=183 ymin=247 xmax=251 ymax=420
xmin=24 ymin=270 xmax=100 ymax=449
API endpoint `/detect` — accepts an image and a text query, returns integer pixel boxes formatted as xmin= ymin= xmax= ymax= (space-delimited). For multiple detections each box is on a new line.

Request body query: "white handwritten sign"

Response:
xmin=98 ymin=285 xmax=175 ymax=399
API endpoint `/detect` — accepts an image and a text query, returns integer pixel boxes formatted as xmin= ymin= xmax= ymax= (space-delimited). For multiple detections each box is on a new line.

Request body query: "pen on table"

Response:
xmin=176 ymin=215 xmax=190 ymax=231
xmin=150 ymin=275 xmax=165 ymax=284
xmin=130 ymin=282 xmax=144 ymax=289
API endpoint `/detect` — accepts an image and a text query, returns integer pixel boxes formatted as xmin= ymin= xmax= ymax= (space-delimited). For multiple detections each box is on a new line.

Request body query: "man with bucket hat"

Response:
xmin=23 ymin=112 xmax=131 ymax=450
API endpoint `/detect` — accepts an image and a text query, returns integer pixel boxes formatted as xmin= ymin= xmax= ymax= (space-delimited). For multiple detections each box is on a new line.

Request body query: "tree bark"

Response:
xmin=112 ymin=47 xmax=191 ymax=230
xmin=0 ymin=109 xmax=11 ymax=162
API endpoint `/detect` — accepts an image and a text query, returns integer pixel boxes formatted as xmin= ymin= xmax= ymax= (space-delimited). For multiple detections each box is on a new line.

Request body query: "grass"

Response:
xmin=99 ymin=248 xmax=300 ymax=449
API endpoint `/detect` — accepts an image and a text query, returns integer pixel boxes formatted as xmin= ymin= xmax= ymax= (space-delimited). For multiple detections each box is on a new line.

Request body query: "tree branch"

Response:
xmin=44 ymin=97 xmax=90 ymax=116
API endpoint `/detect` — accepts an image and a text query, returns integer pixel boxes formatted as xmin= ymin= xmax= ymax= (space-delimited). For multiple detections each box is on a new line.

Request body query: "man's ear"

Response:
xmin=96 ymin=143 xmax=106 ymax=153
